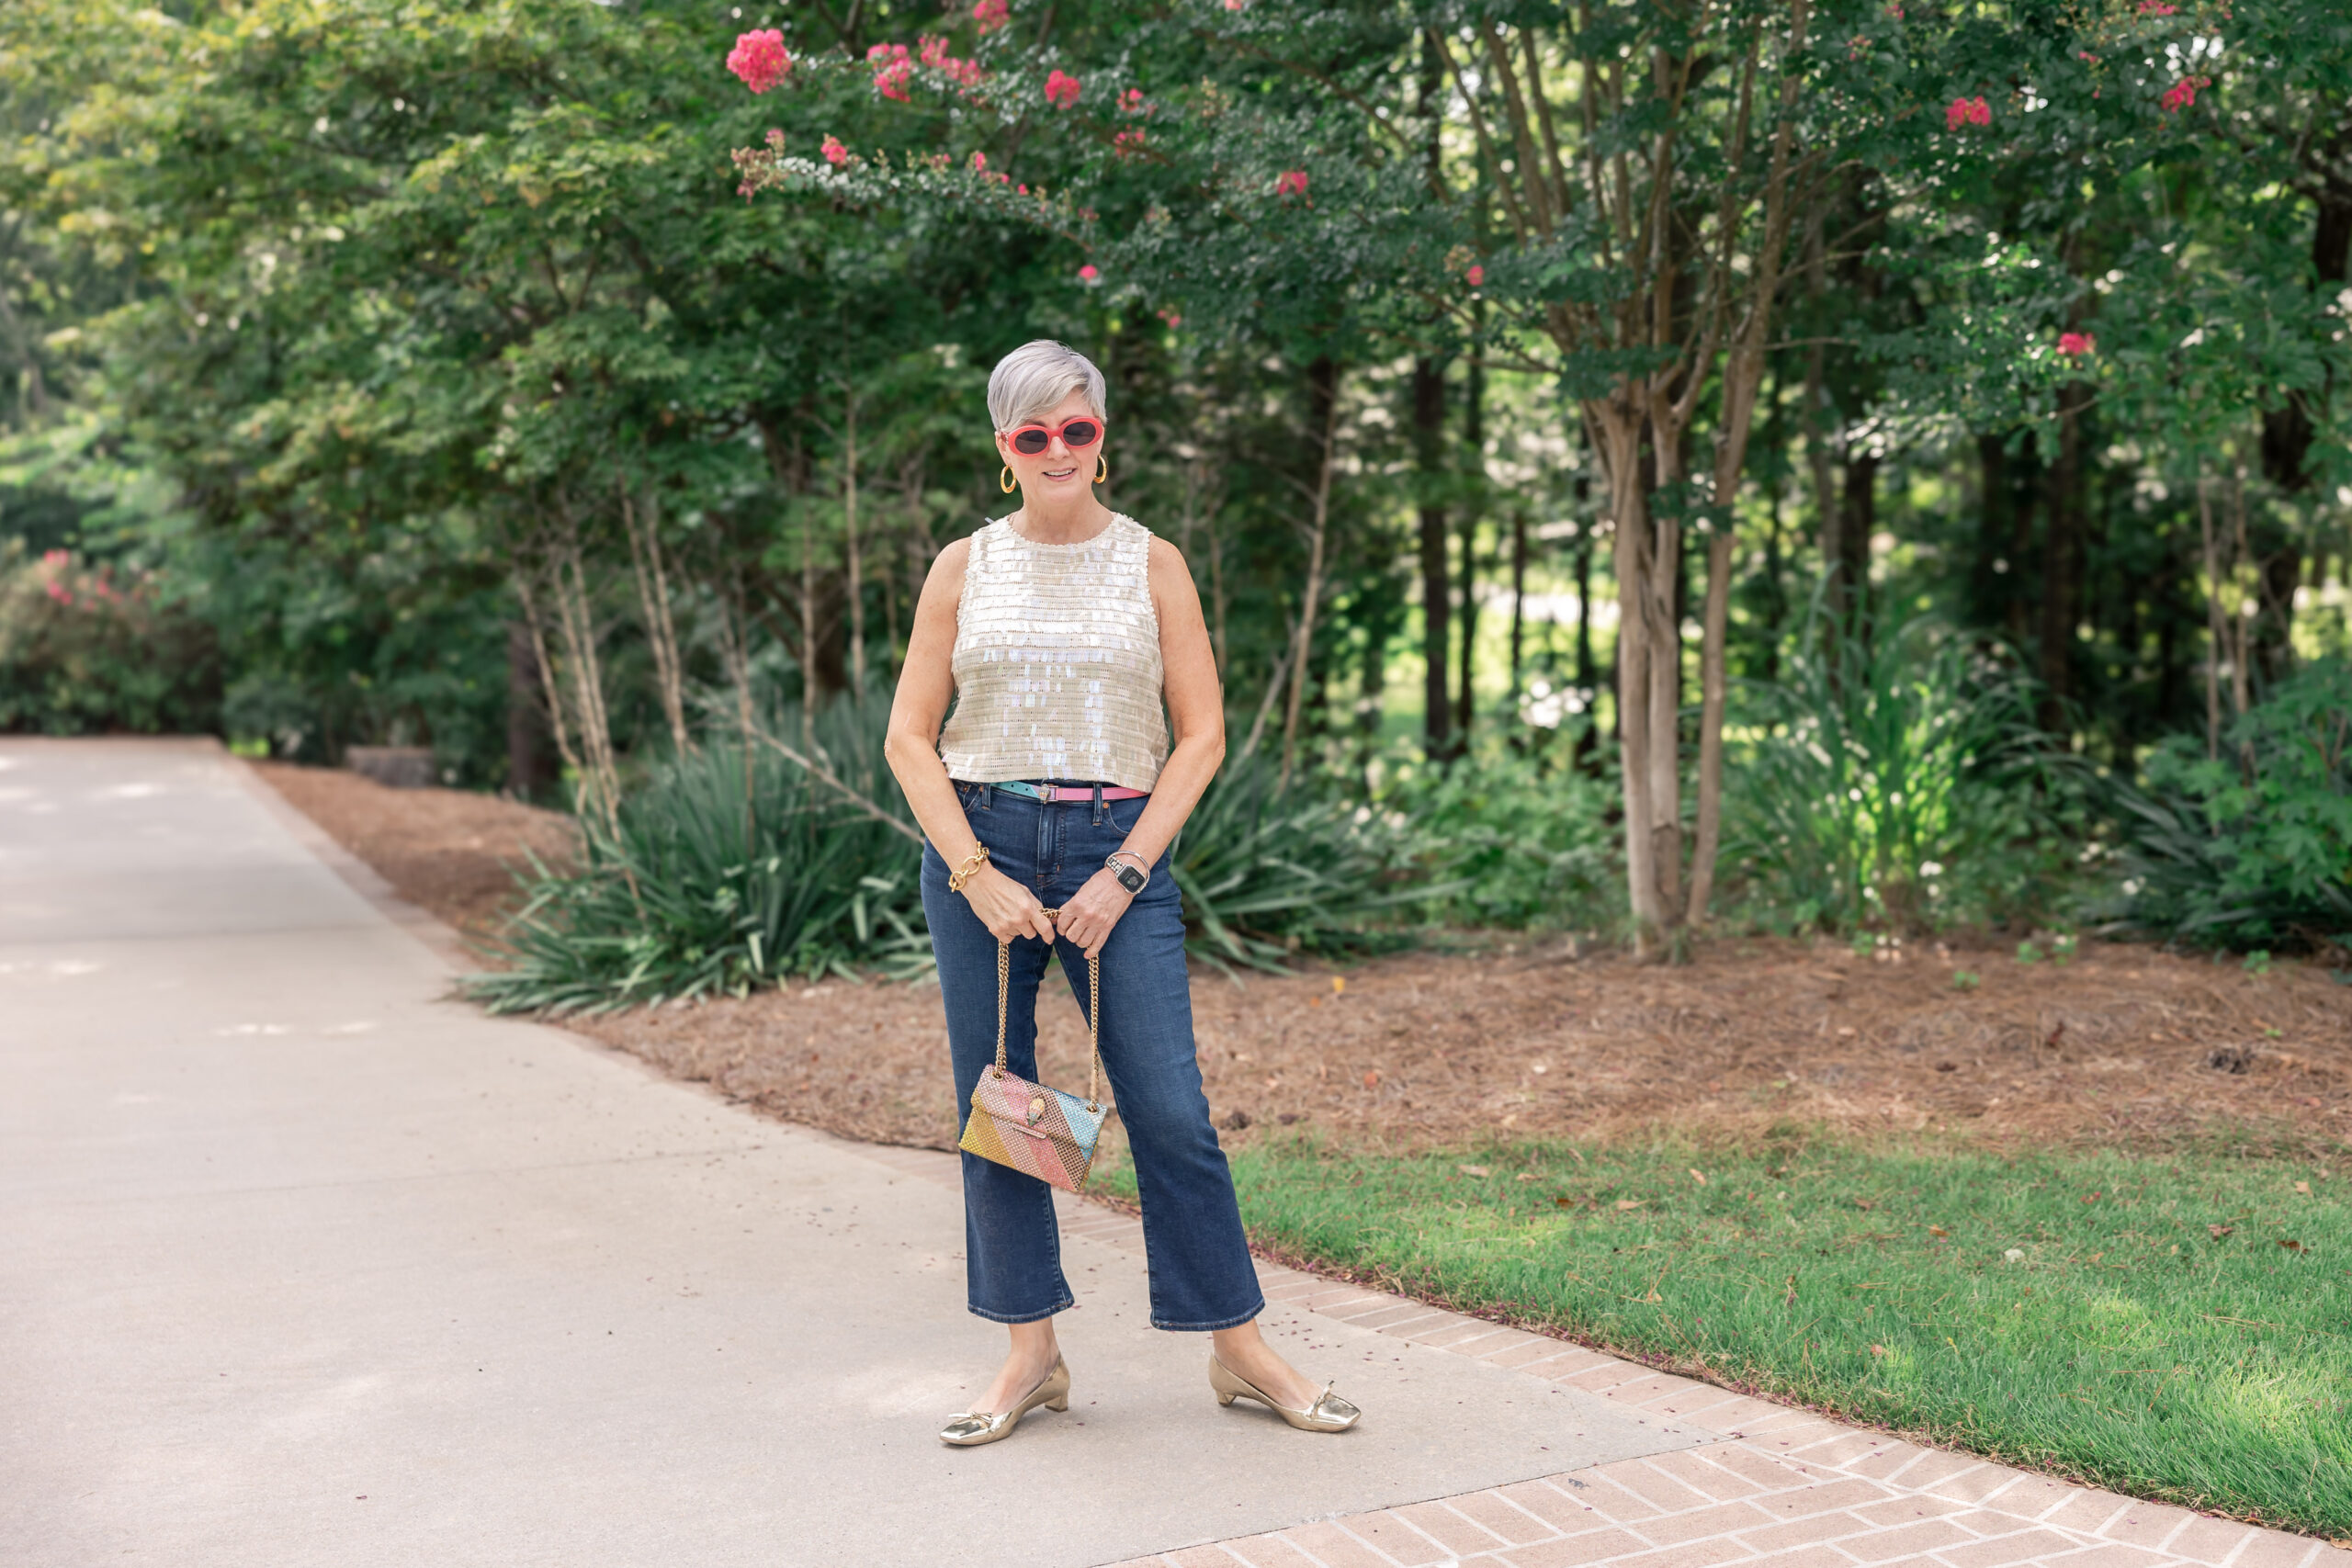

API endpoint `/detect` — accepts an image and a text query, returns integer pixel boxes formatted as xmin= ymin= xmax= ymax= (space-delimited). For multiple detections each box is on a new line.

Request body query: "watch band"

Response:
xmin=1105 ymin=852 xmax=1148 ymax=893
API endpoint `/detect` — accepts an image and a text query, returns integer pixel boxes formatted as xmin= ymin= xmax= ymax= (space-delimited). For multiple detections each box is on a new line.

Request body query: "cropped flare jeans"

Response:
xmin=920 ymin=780 xmax=1264 ymax=1332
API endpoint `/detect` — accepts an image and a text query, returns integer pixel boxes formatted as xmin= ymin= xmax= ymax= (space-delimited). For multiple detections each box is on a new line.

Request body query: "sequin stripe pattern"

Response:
xmin=959 ymin=1071 xmax=1106 ymax=1193
xmin=938 ymin=513 xmax=1170 ymax=793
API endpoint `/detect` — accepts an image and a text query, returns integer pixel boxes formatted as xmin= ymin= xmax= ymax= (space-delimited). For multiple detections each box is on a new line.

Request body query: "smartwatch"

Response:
xmin=1104 ymin=852 xmax=1148 ymax=895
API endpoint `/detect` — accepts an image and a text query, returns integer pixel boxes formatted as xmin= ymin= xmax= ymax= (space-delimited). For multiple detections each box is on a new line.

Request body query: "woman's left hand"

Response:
xmin=1053 ymin=868 xmax=1135 ymax=959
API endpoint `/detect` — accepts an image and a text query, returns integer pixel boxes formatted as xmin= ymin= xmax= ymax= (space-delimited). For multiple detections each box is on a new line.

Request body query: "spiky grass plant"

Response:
xmin=1725 ymin=617 xmax=2084 ymax=935
xmin=467 ymin=705 xmax=924 ymax=1014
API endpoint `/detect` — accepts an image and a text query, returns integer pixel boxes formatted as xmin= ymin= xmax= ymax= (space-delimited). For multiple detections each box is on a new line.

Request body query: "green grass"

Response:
xmin=1095 ymin=1132 xmax=2350 ymax=1534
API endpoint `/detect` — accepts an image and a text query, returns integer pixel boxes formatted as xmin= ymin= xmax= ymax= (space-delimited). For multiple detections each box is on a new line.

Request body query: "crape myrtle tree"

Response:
xmin=1869 ymin=0 xmax=2352 ymax=749
xmin=10 ymin=0 xmax=2348 ymax=942
xmin=730 ymin=0 xmax=1898 ymax=949
xmin=21 ymin=0 xmax=1022 ymax=799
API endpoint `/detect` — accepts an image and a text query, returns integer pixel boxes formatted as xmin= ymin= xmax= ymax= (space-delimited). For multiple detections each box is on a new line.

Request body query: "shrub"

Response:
xmin=1724 ymin=618 xmax=2085 ymax=934
xmin=1173 ymin=749 xmax=1419 ymax=972
xmin=1375 ymin=741 xmax=1617 ymax=930
xmin=0 ymin=543 xmax=220 ymax=734
xmin=467 ymin=704 xmax=927 ymax=1013
xmin=2107 ymin=658 xmax=2352 ymax=949
xmin=469 ymin=677 xmax=1461 ymax=1007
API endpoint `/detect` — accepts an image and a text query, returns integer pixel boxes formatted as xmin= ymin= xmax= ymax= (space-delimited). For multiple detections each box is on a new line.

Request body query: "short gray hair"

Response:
xmin=986 ymin=340 xmax=1107 ymax=432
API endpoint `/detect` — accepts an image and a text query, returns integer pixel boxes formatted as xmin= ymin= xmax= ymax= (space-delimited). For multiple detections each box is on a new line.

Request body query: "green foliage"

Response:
xmin=2109 ymin=659 xmax=2352 ymax=949
xmin=1726 ymin=617 xmax=2085 ymax=934
xmin=1376 ymin=743 xmax=1618 ymax=931
xmin=1094 ymin=1134 xmax=2352 ymax=1534
xmin=0 ymin=542 xmax=218 ymax=733
xmin=1171 ymin=750 xmax=1417 ymax=974
xmin=467 ymin=706 xmax=926 ymax=1014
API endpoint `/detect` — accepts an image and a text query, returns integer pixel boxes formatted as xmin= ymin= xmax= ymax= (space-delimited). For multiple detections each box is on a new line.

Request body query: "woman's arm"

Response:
xmin=882 ymin=539 xmax=1057 ymax=946
xmin=1051 ymin=536 xmax=1225 ymax=958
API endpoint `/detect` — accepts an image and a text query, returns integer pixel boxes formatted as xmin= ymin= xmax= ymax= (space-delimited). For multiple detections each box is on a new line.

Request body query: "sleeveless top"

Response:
xmin=937 ymin=512 xmax=1169 ymax=792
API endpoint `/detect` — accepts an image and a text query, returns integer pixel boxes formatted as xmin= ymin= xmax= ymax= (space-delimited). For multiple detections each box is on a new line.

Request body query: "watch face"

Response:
xmin=1112 ymin=862 xmax=1146 ymax=892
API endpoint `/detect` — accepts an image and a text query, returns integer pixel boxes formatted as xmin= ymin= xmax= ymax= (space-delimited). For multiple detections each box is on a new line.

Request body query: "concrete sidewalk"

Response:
xmin=4 ymin=739 xmax=2337 ymax=1568
xmin=0 ymin=739 xmax=1689 ymax=1568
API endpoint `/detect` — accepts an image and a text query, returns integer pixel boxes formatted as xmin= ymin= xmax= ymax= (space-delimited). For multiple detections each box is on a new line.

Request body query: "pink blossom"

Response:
xmin=764 ymin=128 xmax=786 ymax=150
xmin=822 ymin=134 xmax=849 ymax=165
xmin=972 ymin=0 xmax=1010 ymax=35
xmin=1119 ymin=87 xmax=1149 ymax=116
xmin=1017 ymin=184 xmax=1028 ymax=195
xmin=1946 ymin=95 xmax=1991 ymax=130
xmin=868 ymin=42 xmax=913 ymax=102
xmin=42 ymin=548 xmax=68 ymax=568
xmin=1885 ymin=2 xmax=1905 ymax=16
xmin=1045 ymin=69 xmax=1081 ymax=107
xmin=2136 ymin=1 xmax=2177 ymax=13
xmin=726 ymin=29 xmax=791 ymax=95
xmin=970 ymin=150 xmax=988 ymax=173
xmin=919 ymin=35 xmax=984 ymax=88
xmin=2057 ymin=331 xmax=2095 ymax=358
xmin=45 ymin=581 xmax=72 ymax=605
xmin=1224 ymin=0 xmax=1244 ymax=9
xmin=2160 ymin=74 xmax=2209 ymax=112
xmin=1274 ymin=168 xmax=1308 ymax=197
xmin=1114 ymin=128 xmax=1148 ymax=157
xmin=1466 ymin=264 xmax=1486 ymax=288
xmin=1078 ymin=264 xmax=1100 ymax=282
xmin=1157 ymin=307 xmax=1182 ymax=328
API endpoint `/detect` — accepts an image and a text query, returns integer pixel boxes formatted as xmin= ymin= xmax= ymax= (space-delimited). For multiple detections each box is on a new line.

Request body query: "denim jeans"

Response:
xmin=920 ymin=779 xmax=1265 ymax=1332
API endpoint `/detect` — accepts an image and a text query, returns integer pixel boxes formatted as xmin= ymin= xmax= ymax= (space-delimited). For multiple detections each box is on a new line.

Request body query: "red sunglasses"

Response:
xmin=1006 ymin=416 xmax=1104 ymax=456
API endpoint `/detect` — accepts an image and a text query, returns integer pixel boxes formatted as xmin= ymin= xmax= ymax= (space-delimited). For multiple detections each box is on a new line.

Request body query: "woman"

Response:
xmin=883 ymin=339 xmax=1361 ymax=1448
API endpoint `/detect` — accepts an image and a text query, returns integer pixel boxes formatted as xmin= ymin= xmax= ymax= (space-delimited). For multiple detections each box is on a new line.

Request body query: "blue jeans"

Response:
xmin=920 ymin=779 xmax=1265 ymax=1332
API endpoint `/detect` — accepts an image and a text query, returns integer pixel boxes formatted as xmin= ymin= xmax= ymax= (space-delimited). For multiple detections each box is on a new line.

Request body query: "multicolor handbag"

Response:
xmin=958 ymin=914 xmax=1110 ymax=1194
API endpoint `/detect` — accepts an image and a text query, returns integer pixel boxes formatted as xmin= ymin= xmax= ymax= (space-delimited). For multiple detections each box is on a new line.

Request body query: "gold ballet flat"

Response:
xmin=1209 ymin=1353 xmax=1361 ymax=1433
xmin=938 ymin=1356 xmax=1070 ymax=1448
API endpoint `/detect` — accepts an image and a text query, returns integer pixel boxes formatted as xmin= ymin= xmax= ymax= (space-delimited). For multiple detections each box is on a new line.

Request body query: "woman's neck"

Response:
xmin=1012 ymin=492 xmax=1114 ymax=544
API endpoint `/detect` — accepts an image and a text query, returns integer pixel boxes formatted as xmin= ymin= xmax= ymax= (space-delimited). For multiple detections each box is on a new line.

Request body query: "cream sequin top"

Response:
xmin=937 ymin=512 xmax=1169 ymax=792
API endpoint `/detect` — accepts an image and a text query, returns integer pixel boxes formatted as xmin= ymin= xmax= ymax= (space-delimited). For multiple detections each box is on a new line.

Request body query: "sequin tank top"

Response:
xmin=937 ymin=513 xmax=1169 ymax=792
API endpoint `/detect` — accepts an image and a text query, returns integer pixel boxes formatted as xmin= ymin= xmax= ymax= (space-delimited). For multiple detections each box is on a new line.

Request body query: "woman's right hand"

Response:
xmin=960 ymin=863 xmax=1058 ymax=945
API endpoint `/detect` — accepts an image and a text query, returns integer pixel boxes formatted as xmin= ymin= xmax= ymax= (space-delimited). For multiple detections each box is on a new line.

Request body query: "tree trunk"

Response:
xmin=1415 ymin=355 xmax=1452 ymax=758
xmin=2199 ymin=475 xmax=2227 ymax=759
xmin=1593 ymin=405 xmax=1676 ymax=941
xmin=842 ymin=390 xmax=865 ymax=698
xmin=514 ymin=570 xmax=583 ymax=795
xmin=1508 ymin=507 xmax=1529 ymax=699
xmin=1971 ymin=433 xmax=2011 ymax=633
xmin=1835 ymin=450 xmax=1875 ymax=637
xmin=2257 ymin=186 xmax=2350 ymax=497
xmin=2037 ymin=394 xmax=2083 ymax=732
xmin=1456 ymin=352 xmax=1486 ymax=741
xmin=1279 ymin=358 xmax=1342 ymax=788
xmin=622 ymin=480 xmax=690 ymax=753
xmin=505 ymin=619 xmax=551 ymax=800
xmin=1573 ymin=528 xmax=1598 ymax=773
xmin=2007 ymin=429 xmax=2041 ymax=649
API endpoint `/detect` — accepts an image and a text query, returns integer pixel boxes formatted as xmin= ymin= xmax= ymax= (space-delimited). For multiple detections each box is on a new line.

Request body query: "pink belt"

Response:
xmin=986 ymin=780 xmax=1148 ymax=803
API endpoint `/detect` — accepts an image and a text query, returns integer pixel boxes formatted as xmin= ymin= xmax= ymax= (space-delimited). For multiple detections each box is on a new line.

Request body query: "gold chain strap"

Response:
xmin=993 ymin=908 xmax=1103 ymax=1111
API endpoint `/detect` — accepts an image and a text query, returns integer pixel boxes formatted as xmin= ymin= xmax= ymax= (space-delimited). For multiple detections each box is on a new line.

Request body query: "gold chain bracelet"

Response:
xmin=946 ymin=844 xmax=990 ymax=894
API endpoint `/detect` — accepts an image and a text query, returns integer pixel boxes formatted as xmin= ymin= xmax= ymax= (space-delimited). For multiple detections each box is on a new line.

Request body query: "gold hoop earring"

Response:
xmin=1000 ymin=466 xmax=1016 ymax=494
xmin=1093 ymin=455 xmax=1108 ymax=485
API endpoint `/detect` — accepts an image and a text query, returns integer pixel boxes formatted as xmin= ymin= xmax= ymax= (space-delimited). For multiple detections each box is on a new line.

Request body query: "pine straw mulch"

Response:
xmin=247 ymin=762 xmax=2348 ymax=1158
xmin=561 ymin=934 xmax=2351 ymax=1158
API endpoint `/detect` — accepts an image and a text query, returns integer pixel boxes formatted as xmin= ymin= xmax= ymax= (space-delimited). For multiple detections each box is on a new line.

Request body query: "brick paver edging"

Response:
xmin=844 ymin=1141 xmax=2346 ymax=1568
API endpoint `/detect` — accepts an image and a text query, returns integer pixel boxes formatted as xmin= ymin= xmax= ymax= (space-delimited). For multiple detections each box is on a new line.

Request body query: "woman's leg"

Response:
xmin=922 ymin=788 xmax=1071 ymax=1412
xmin=1057 ymin=800 xmax=1331 ymax=1410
